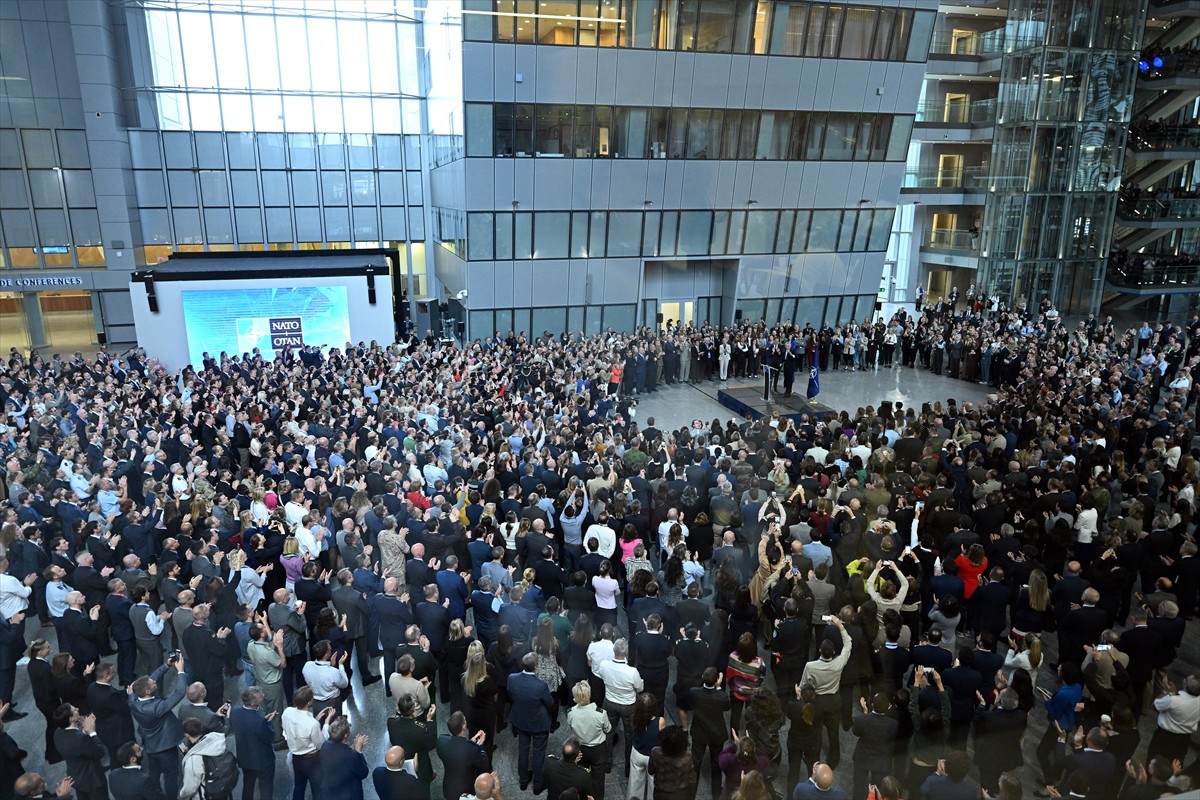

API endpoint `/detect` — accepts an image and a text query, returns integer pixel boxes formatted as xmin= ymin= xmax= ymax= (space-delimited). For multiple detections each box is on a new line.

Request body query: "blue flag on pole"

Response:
xmin=807 ymin=364 xmax=820 ymax=399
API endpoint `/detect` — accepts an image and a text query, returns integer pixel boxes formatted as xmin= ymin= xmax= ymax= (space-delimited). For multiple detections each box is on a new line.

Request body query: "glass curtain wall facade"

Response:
xmin=978 ymin=0 xmax=1146 ymax=314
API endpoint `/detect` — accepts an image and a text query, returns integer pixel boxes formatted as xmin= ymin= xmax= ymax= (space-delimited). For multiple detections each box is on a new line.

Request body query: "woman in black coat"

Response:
xmin=27 ymin=639 xmax=61 ymax=764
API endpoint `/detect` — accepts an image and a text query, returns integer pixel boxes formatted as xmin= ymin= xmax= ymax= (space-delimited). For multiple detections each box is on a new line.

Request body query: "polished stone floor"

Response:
xmin=4 ymin=360 xmax=1193 ymax=800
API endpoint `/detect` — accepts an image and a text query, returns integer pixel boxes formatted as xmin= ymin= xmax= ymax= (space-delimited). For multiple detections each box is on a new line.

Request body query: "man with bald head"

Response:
xmin=463 ymin=772 xmax=506 ymax=800
xmin=372 ymin=745 xmax=427 ymax=799
xmin=1060 ymin=586 xmax=1109 ymax=669
xmin=60 ymin=591 xmax=103 ymax=671
xmin=371 ymin=576 xmax=413 ymax=692
xmin=792 ymin=762 xmax=847 ymax=799
xmin=267 ymin=588 xmax=307 ymax=700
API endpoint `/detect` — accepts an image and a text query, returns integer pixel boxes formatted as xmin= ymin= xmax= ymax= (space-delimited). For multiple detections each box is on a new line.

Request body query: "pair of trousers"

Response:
xmin=241 ymin=766 xmax=275 ymax=800
xmin=693 ymin=735 xmax=723 ymax=799
xmin=516 ymin=729 xmax=549 ymax=790
xmin=605 ymin=699 xmax=635 ymax=773
xmin=115 ymin=637 xmax=138 ymax=685
xmin=146 ymin=747 xmax=181 ymax=800
xmin=291 ymin=752 xmax=321 ymax=800
xmin=813 ymin=693 xmax=842 ymax=768
xmin=628 ymin=746 xmax=654 ymax=800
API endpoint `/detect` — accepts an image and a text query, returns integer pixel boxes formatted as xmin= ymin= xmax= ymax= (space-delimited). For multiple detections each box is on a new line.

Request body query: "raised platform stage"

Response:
xmin=717 ymin=383 xmax=837 ymax=423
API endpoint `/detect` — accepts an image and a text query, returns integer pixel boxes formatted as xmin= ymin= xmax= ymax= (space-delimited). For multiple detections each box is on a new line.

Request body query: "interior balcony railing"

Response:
xmin=914 ymin=99 xmax=998 ymax=125
xmin=901 ymin=166 xmax=992 ymax=190
xmin=1127 ymin=125 xmax=1200 ymax=152
xmin=926 ymin=228 xmax=980 ymax=250
xmin=1118 ymin=198 xmax=1200 ymax=220
xmin=927 ymin=30 xmax=1039 ymax=57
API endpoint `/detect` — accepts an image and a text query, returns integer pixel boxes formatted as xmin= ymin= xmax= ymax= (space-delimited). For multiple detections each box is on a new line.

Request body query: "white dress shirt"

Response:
xmin=0 ymin=574 xmax=31 ymax=618
xmin=586 ymin=639 xmax=615 ymax=675
xmin=301 ymin=660 xmax=348 ymax=701
xmin=281 ymin=707 xmax=328 ymax=755
xmin=595 ymin=658 xmax=643 ymax=706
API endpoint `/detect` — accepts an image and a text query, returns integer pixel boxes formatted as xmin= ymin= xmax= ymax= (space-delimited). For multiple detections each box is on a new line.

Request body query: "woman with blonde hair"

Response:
xmin=1003 ymin=632 xmax=1042 ymax=689
xmin=463 ymin=641 xmax=499 ymax=757
xmin=567 ymin=681 xmax=611 ymax=797
xmin=1010 ymin=568 xmax=1049 ymax=638
xmin=279 ymin=536 xmax=304 ymax=592
xmin=445 ymin=618 xmax=472 ymax=713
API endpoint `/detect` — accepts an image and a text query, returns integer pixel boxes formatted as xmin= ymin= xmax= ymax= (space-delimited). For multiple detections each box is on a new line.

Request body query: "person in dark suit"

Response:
xmin=87 ymin=661 xmax=135 ymax=763
xmin=632 ymin=614 xmax=672 ymax=715
xmin=231 ymin=687 xmax=276 ymax=800
xmin=72 ymin=552 xmax=111 ymax=610
xmin=507 ymin=652 xmax=555 ymax=793
xmin=370 ymin=579 xmax=412 ymax=694
xmin=107 ymin=741 xmax=166 ymax=800
xmin=387 ymin=694 xmax=439 ymax=785
xmin=105 ymin=578 xmax=137 ymax=686
xmin=53 ymin=703 xmax=108 ymax=800
xmin=318 ymin=715 xmax=370 ymax=800
xmin=563 ymin=572 xmax=597 ymax=624
xmin=372 ymin=745 xmax=430 ymax=800
xmin=971 ymin=568 xmax=1011 ymax=638
xmin=61 ymin=593 xmax=104 ymax=672
xmin=181 ymin=604 xmax=231 ymax=710
xmin=971 ymin=631 xmax=1005 ymax=688
xmin=941 ymin=649 xmax=983 ymax=746
xmin=676 ymin=584 xmax=712 ymax=630
xmin=543 ymin=738 xmax=593 ymax=800
xmin=972 ymin=687 xmax=1027 ymax=794
xmin=533 ymin=546 xmax=567 ymax=600
xmin=1059 ymin=588 xmax=1109 ymax=668
xmin=27 ymin=639 xmax=61 ymax=763
xmin=1117 ymin=610 xmax=1162 ymax=714
xmin=414 ymin=584 xmax=451 ymax=703
xmin=1053 ymin=726 xmax=1117 ymax=800
xmin=435 ymin=711 xmax=490 ymax=800
xmin=874 ymin=624 xmax=912 ymax=697
xmin=129 ymin=658 xmax=190 ymax=800
xmin=910 ymin=630 xmax=954 ymax=675
xmin=850 ymin=692 xmax=899 ymax=800
xmin=332 ymin=570 xmax=379 ymax=685
xmin=688 ymin=668 xmax=730 ymax=792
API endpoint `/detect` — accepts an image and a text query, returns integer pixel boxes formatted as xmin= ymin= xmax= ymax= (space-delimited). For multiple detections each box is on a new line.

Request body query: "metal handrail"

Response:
xmin=914 ymin=99 xmax=997 ymax=125
xmin=901 ymin=166 xmax=993 ymax=190
xmin=926 ymin=228 xmax=980 ymax=249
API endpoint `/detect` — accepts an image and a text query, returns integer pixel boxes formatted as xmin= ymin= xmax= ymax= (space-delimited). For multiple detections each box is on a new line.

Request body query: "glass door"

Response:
xmin=658 ymin=299 xmax=694 ymax=330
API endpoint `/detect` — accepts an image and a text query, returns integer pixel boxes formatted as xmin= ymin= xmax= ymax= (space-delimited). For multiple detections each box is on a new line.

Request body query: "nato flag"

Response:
xmin=807 ymin=364 xmax=820 ymax=399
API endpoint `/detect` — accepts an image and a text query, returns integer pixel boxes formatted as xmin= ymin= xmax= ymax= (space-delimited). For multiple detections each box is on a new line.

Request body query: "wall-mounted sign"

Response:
xmin=0 ymin=275 xmax=86 ymax=290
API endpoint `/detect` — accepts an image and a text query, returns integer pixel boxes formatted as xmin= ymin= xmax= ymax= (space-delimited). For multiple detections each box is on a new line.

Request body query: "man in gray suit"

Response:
xmin=129 ymin=654 xmax=189 ymax=800
xmin=178 ymin=681 xmax=231 ymax=734
xmin=332 ymin=569 xmax=380 ymax=686
xmin=267 ymin=588 xmax=307 ymax=700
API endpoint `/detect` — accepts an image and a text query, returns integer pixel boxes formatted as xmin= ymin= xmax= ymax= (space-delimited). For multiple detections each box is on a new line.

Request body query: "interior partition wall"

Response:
xmin=977 ymin=0 xmax=1146 ymax=314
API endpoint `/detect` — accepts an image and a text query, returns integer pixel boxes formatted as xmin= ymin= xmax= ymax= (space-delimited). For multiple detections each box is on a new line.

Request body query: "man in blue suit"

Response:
xmin=507 ymin=652 xmax=555 ymax=793
xmin=371 ymin=578 xmax=412 ymax=695
xmin=129 ymin=656 xmax=189 ymax=800
xmin=318 ymin=716 xmax=370 ymax=800
xmin=104 ymin=578 xmax=137 ymax=686
xmin=231 ymin=687 xmax=276 ymax=800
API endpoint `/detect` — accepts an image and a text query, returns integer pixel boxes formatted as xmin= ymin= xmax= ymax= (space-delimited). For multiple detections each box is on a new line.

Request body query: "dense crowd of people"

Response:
xmin=0 ymin=295 xmax=1198 ymax=800
xmin=1108 ymin=249 xmax=1200 ymax=286
xmin=1127 ymin=119 xmax=1200 ymax=152
xmin=1138 ymin=45 xmax=1200 ymax=79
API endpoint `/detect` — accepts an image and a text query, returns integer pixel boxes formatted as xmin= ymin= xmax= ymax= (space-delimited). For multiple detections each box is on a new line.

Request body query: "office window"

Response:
xmin=465 ymin=104 xmax=493 ymax=157
xmin=28 ymin=172 xmax=61 ymax=209
xmin=710 ymin=210 xmax=730 ymax=255
xmin=869 ymin=208 xmax=895 ymax=250
xmin=744 ymin=210 xmax=776 ymax=254
xmin=513 ymin=105 xmax=534 ymax=156
xmin=667 ymin=109 xmax=688 ymax=160
xmin=608 ymin=211 xmax=642 ymax=257
xmin=514 ymin=212 xmax=533 ymax=259
xmin=770 ymin=2 xmax=806 ymax=56
xmin=756 ymin=111 xmax=791 ymax=160
xmin=616 ymin=107 xmax=649 ymax=158
xmin=468 ymin=212 xmax=494 ymax=260
xmin=604 ymin=305 xmax=637 ymax=334
xmin=840 ymin=7 xmax=876 ymax=59
xmin=887 ymin=116 xmax=914 ymax=161
xmin=532 ymin=307 xmax=567 ymax=337
xmin=807 ymin=209 xmax=840 ymax=252
xmin=535 ymin=105 xmax=574 ymax=157
xmin=852 ymin=210 xmax=872 ymax=251
xmin=266 ymin=208 xmax=293 ymax=242
xmin=678 ymin=211 xmax=711 ymax=255
xmin=687 ymin=109 xmax=722 ymax=159
xmin=871 ymin=9 xmax=896 ymax=60
xmin=776 ymin=210 xmax=795 ymax=252
xmin=168 ymin=171 xmax=198 ymax=206
xmin=534 ymin=212 xmax=569 ymax=258
xmin=591 ymin=107 xmax=610 ymax=158
xmin=696 ymin=0 xmax=737 ymax=53
xmin=588 ymin=212 xmax=607 ymax=257
xmin=538 ymin=0 xmax=578 ymax=44
xmin=659 ymin=211 xmax=679 ymax=256
xmin=495 ymin=212 xmax=513 ymax=259
xmin=824 ymin=114 xmax=857 ymax=160
xmin=642 ymin=211 xmax=661 ymax=257
xmin=802 ymin=113 xmax=825 ymax=160
xmin=837 ymin=210 xmax=857 ymax=251
xmin=623 ymin=0 xmax=656 ymax=48
xmin=791 ymin=210 xmax=811 ymax=250
xmin=571 ymin=212 xmax=590 ymax=257
xmin=907 ymin=11 xmax=935 ymax=61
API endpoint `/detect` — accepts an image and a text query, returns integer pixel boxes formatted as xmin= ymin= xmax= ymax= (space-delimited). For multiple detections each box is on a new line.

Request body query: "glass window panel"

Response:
xmin=204 ymin=208 xmax=233 ymax=243
xmin=823 ymin=113 xmax=856 ymax=160
xmin=514 ymin=0 xmax=536 ymax=43
xmin=855 ymin=295 xmax=876 ymax=323
xmin=678 ymin=0 xmax=700 ymax=50
xmin=288 ymin=134 xmax=316 ymax=168
xmin=323 ymin=207 xmax=349 ymax=241
xmin=266 ymin=207 xmax=293 ymax=242
xmin=737 ymin=111 xmax=759 ymax=159
xmin=276 ymin=17 xmax=310 ymax=91
xmin=199 ymin=170 xmax=229 ymax=206
xmin=495 ymin=212 xmax=513 ymax=259
xmin=512 ymin=309 xmax=530 ymax=338
xmin=598 ymin=0 xmax=621 ymax=46
xmin=780 ymin=296 xmax=797 ymax=325
xmin=134 ymin=171 xmax=167 ymax=207
xmin=584 ymin=305 xmax=602 ymax=336
xmin=469 ymin=212 xmax=494 ymax=260
xmin=695 ymin=0 xmax=736 ymax=52
xmin=406 ymin=172 xmax=423 ymax=205
xmin=854 ymin=115 xmax=877 ymax=160
xmin=163 ymin=132 xmax=195 ymax=168
xmin=769 ymin=2 xmax=805 ymax=56
xmin=532 ymin=307 xmax=567 ymax=338
xmin=720 ymin=111 xmax=742 ymax=159
xmin=837 ymin=210 xmax=856 ymax=251
xmin=796 ymin=296 xmax=826 ymax=328
xmin=907 ymin=10 xmax=934 ymax=62
xmin=494 ymin=103 xmax=515 ymax=157
xmin=623 ymin=0 xmax=655 ymax=48
xmin=321 ymin=172 xmax=348 ymax=205
xmin=291 ymin=172 xmax=318 ymax=205
xmin=727 ymin=210 xmax=747 ymax=253
xmin=1 ymin=210 xmax=35 ymax=247
xmin=868 ymin=208 xmax=894 ymax=251
xmin=220 ymin=94 xmax=252 ymax=132
xmin=678 ymin=211 xmax=711 ymax=256
xmin=821 ymin=4 xmax=843 ymax=57
xmin=496 ymin=309 xmax=514 ymax=335
xmin=649 ymin=108 xmax=669 ymax=159
xmin=616 ymin=107 xmax=648 ymax=159
xmin=808 ymin=210 xmax=840 ymax=252
xmin=257 ymin=133 xmax=286 ymax=168
xmin=29 ymin=171 xmax=61 ymax=208
xmin=604 ymin=304 xmax=636 ymax=334
xmin=534 ymin=212 xmax=569 ymax=259
xmin=350 ymin=172 xmax=376 ymax=206
xmin=686 ymin=109 xmax=721 ymax=159
xmin=765 ymin=298 xmax=782 ymax=325
xmin=744 ymin=210 xmax=776 ymax=254
xmin=343 ymin=98 xmax=373 ymax=134
xmin=318 ymin=134 xmax=345 ymax=169
xmin=173 ymin=207 xmax=203 ymax=244
xmin=775 ymin=210 xmax=795 ymax=252
xmin=841 ymin=7 xmax=876 ymax=58
xmin=245 ymin=16 xmax=279 ymax=91
xmin=140 ymin=208 xmax=171 ymax=245
xmin=567 ymin=306 xmax=584 ymax=336
xmin=852 ymin=210 xmax=871 ymax=251
xmin=659 ymin=211 xmax=678 ymax=256
xmin=870 ymin=9 xmax=895 ymax=60
xmin=230 ymin=171 xmax=259 ymax=206
xmin=294 ymin=207 xmax=322 ymax=241
xmin=571 ymin=212 xmax=589 ymax=257
xmin=69 ymin=208 xmax=101 ymax=245
xmin=804 ymin=4 xmax=826 ymax=56
xmin=588 ymin=212 xmax=607 ymax=256
xmin=667 ymin=109 xmax=688 ymax=159
xmin=886 ymin=116 xmax=913 ymax=161
xmin=21 ymin=130 xmax=57 ymax=168
xmin=513 ymin=105 xmax=534 ymax=156
xmin=802 ymin=113 xmax=824 ymax=159
xmin=587 ymin=106 xmax=605 ymax=158
xmin=514 ymin=212 xmax=532 ymax=259
xmin=607 ymin=211 xmax=642 ymax=257
xmin=642 ymin=211 xmax=660 ymax=256
xmin=35 ymin=209 xmax=69 ymax=246
xmin=194 ymin=133 xmax=225 ymax=168
xmin=168 ymin=171 xmax=198 ymax=206
xmin=352 ymin=207 xmax=378 ymax=243
xmin=756 ymin=111 xmax=791 ymax=159
xmin=235 ymin=207 xmax=263 ymax=242
xmin=538 ymin=0 xmax=577 ymax=44
xmin=710 ymin=210 xmax=729 ymax=254
xmin=466 ymin=104 xmax=493 ymax=157
xmin=261 ymin=172 xmax=289 ymax=205
xmin=495 ymin=0 xmax=515 ymax=42
xmin=792 ymin=210 xmax=811 ymax=250
xmin=535 ymin=104 xmax=569 ymax=156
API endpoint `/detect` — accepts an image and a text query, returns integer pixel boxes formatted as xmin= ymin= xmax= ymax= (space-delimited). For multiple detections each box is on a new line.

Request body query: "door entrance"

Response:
xmin=658 ymin=299 xmax=694 ymax=330
xmin=0 ymin=290 xmax=97 ymax=351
